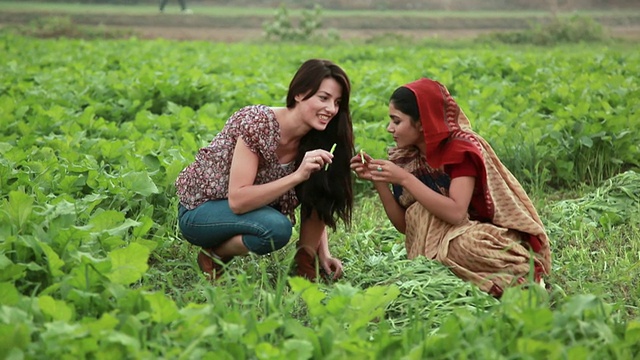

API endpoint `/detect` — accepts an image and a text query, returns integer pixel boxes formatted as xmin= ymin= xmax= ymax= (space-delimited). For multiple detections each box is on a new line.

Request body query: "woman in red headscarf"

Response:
xmin=350 ymin=78 xmax=551 ymax=297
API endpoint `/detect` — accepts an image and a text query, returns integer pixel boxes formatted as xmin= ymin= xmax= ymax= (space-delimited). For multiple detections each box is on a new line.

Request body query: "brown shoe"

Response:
xmin=294 ymin=245 xmax=334 ymax=282
xmin=197 ymin=248 xmax=231 ymax=280
xmin=294 ymin=246 xmax=318 ymax=280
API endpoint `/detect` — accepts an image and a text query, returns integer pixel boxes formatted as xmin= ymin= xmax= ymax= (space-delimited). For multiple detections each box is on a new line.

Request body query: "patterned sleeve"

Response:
xmin=238 ymin=106 xmax=279 ymax=157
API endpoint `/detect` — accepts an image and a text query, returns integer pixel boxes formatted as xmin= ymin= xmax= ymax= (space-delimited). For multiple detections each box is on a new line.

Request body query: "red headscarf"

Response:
xmin=404 ymin=78 xmax=492 ymax=220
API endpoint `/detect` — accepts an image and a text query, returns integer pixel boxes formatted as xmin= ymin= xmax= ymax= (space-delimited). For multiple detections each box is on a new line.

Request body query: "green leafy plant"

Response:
xmin=263 ymin=4 xmax=323 ymax=41
xmin=1 ymin=34 xmax=639 ymax=359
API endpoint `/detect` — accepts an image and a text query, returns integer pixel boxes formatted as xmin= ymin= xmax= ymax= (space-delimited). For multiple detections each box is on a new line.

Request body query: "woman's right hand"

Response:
xmin=320 ymin=256 xmax=343 ymax=280
xmin=350 ymin=151 xmax=375 ymax=181
xmin=296 ymin=149 xmax=334 ymax=181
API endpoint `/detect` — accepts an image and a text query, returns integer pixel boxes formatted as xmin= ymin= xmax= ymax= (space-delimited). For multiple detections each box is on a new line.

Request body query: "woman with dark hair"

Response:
xmin=175 ymin=59 xmax=354 ymax=281
xmin=350 ymin=78 xmax=551 ymax=297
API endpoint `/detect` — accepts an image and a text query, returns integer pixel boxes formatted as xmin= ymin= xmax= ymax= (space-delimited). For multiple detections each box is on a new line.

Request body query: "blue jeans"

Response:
xmin=178 ymin=200 xmax=293 ymax=255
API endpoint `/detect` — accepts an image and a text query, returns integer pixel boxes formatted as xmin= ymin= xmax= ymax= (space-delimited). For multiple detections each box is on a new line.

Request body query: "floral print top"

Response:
xmin=175 ymin=105 xmax=299 ymax=221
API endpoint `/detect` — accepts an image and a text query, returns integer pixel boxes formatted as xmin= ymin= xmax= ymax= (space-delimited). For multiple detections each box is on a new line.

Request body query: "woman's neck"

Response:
xmin=417 ymin=142 xmax=427 ymax=156
xmin=274 ymin=107 xmax=310 ymax=144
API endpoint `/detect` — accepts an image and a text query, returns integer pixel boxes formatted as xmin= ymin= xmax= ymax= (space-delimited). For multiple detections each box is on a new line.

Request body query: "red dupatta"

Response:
xmin=404 ymin=78 xmax=493 ymax=220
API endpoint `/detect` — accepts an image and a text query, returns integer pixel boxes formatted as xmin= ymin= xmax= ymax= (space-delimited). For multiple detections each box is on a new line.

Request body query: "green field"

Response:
xmin=1 ymin=32 xmax=639 ymax=358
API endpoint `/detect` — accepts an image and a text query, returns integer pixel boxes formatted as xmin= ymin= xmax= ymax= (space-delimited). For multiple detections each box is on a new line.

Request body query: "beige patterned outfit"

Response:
xmin=391 ymin=79 xmax=551 ymax=297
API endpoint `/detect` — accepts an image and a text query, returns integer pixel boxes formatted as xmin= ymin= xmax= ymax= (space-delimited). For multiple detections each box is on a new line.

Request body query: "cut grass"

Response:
xmin=145 ymin=174 xmax=640 ymax=325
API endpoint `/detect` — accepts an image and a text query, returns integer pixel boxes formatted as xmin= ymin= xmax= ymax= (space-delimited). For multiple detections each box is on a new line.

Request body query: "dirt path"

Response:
xmin=2 ymin=8 xmax=638 ymax=42
xmin=115 ymin=25 xmax=640 ymax=42
xmin=124 ymin=27 xmax=499 ymax=42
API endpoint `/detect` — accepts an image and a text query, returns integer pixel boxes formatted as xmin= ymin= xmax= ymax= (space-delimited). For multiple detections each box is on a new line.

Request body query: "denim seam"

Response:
xmin=182 ymin=220 xmax=280 ymax=253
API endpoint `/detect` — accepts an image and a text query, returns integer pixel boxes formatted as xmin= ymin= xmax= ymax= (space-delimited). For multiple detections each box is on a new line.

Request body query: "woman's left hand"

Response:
xmin=350 ymin=151 xmax=375 ymax=180
xmin=367 ymin=160 xmax=409 ymax=185
xmin=320 ymin=256 xmax=343 ymax=280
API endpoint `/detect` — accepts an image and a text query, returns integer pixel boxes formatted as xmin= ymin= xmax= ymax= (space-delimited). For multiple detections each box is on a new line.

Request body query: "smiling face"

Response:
xmin=387 ymin=101 xmax=423 ymax=149
xmin=295 ymin=77 xmax=343 ymax=131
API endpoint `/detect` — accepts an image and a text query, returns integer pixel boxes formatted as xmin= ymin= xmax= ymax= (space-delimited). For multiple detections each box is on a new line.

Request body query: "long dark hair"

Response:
xmin=288 ymin=59 xmax=354 ymax=230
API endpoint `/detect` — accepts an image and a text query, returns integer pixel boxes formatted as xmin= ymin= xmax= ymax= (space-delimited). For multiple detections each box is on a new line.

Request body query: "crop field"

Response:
xmin=1 ymin=32 xmax=639 ymax=358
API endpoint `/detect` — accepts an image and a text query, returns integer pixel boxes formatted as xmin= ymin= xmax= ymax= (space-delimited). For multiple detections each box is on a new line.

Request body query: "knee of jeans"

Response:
xmin=258 ymin=215 xmax=293 ymax=250
xmin=269 ymin=217 xmax=293 ymax=250
xmin=246 ymin=229 xmax=291 ymax=256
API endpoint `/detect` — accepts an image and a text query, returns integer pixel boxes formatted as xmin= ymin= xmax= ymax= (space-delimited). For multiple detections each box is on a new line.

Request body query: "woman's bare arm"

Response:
xmin=368 ymin=160 xmax=475 ymax=225
xmin=227 ymin=139 xmax=305 ymax=214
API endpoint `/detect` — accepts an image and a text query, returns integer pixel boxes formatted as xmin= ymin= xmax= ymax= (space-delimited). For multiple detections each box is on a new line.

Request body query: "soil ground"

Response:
xmin=1 ymin=7 xmax=638 ymax=42
xmin=121 ymin=26 xmax=506 ymax=42
xmin=112 ymin=24 xmax=640 ymax=42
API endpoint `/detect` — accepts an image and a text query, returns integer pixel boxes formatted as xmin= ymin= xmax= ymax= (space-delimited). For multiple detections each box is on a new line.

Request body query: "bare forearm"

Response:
xmin=318 ymin=232 xmax=331 ymax=260
xmin=300 ymin=211 xmax=327 ymax=255
xmin=373 ymin=182 xmax=407 ymax=234
xmin=229 ymin=172 xmax=303 ymax=214
xmin=400 ymin=176 xmax=469 ymax=224
xmin=303 ymin=216 xmax=343 ymax=278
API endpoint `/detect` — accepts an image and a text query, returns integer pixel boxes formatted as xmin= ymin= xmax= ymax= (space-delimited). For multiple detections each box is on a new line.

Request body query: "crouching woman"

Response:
xmin=175 ymin=59 xmax=354 ymax=281
xmin=351 ymin=78 xmax=551 ymax=297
